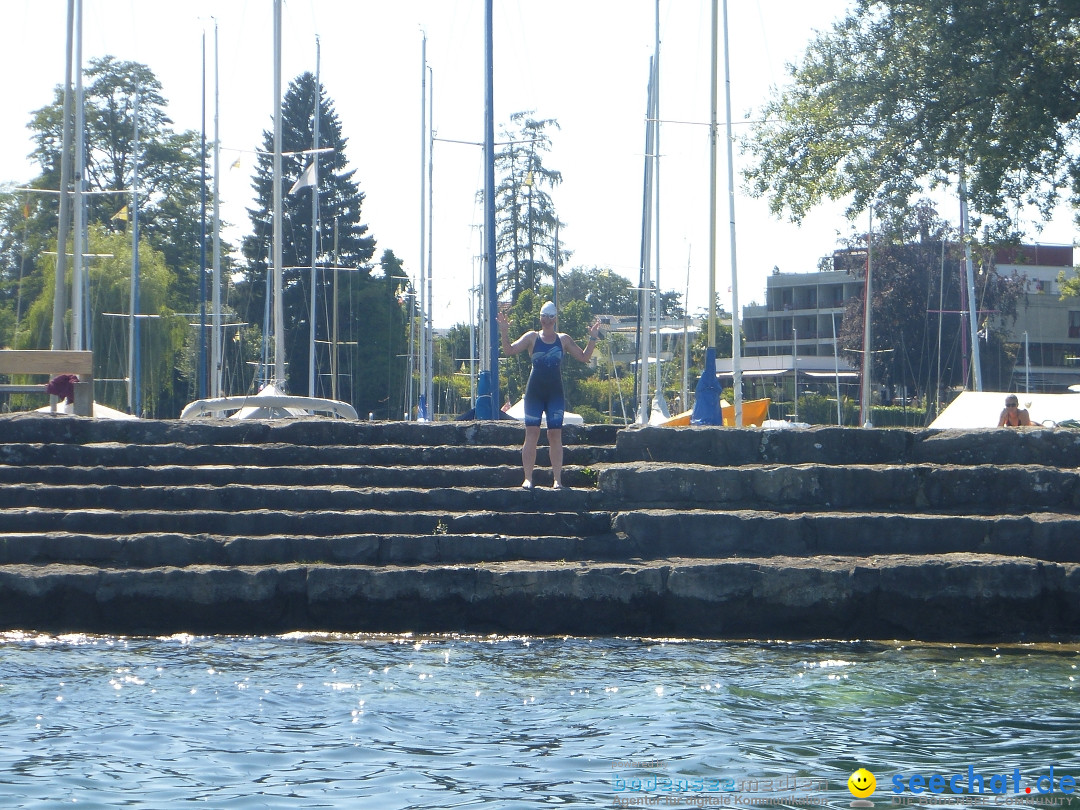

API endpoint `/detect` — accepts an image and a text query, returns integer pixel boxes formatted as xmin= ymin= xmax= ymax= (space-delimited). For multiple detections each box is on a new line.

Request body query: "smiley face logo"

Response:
xmin=848 ymin=768 xmax=876 ymax=798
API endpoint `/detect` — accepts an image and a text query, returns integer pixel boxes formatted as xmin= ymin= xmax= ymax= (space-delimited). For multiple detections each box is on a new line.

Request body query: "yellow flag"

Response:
xmin=524 ymin=170 xmax=534 ymax=187
xmin=231 ymin=156 xmax=242 ymax=170
xmin=111 ymin=205 xmax=129 ymax=221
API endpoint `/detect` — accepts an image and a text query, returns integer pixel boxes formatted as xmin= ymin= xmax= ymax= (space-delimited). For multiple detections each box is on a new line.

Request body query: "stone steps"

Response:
xmin=0 ymin=462 xmax=596 ymax=489
xmin=0 ymin=442 xmax=615 ymax=468
xmin=612 ymin=509 xmax=1080 ymax=562
xmin=0 ymin=482 xmax=605 ymax=512
xmin=3 ymin=506 xmax=1079 ymax=567
xmin=0 ymin=506 xmax=614 ymax=538
xmin=2 ymin=413 xmax=1080 ymax=640
xmin=7 ymin=460 xmax=1077 ymax=513
xmin=597 ymin=461 xmax=1080 ymax=512
xmin=616 ymin=424 xmax=1080 ymax=467
xmin=0 ymin=553 xmax=1075 ymax=639
xmin=0 ymin=415 xmax=618 ymax=448
xmin=0 ymin=531 xmax=624 ymax=567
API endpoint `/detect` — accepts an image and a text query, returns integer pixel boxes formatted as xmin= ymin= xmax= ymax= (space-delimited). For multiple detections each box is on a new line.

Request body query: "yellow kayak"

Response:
xmin=724 ymin=397 xmax=770 ymax=426
xmin=657 ymin=398 xmax=771 ymax=427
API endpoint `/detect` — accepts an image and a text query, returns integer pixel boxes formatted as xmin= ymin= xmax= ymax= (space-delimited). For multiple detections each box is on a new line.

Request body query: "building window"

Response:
xmin=1070 ymin=311 xmax=1080 ymax=339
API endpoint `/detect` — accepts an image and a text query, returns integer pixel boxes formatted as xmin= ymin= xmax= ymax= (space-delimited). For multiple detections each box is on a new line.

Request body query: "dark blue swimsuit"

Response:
xmin=524 ymin=333 xmax=565 ymax=428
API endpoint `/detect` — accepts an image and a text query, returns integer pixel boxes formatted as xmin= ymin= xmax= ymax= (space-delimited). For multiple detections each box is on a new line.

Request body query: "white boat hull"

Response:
xmin=181 ymin=382 xmax=358 ymax=421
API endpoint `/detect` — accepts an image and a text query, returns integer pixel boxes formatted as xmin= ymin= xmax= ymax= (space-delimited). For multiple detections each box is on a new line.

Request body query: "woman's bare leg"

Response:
xmin=548 ymin=428 xmax=564 ymax=489
xmin=522 ymin=425 xmax=541 ymax=487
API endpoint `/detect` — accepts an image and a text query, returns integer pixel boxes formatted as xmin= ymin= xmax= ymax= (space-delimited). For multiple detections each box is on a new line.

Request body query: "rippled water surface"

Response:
xmin=1 ymin=633 xmax=1078 ymax=808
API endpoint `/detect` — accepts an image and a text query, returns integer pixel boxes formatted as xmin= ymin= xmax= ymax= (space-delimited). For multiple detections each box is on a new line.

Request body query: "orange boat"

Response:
xmin=657 ymin=397 xmax=771 ymax=427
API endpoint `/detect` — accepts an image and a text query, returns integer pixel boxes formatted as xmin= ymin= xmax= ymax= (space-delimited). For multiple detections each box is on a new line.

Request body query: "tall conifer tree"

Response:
xmin=240 ymin=71 xmax=376 ymax=399
xmin=492 ymin=112 xmax=566 ymax=302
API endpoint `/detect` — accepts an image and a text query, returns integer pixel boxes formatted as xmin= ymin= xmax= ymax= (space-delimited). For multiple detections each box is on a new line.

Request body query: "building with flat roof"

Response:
xmin=990 ymin=244 xmax=1078 ymax=390
xmin=734 ymin=243 xmax=1078 ymax=401
xmin=599 ymin=312 xmax=712 ymax=369
xmin=742 ymin=265 xmax=863 ymax=359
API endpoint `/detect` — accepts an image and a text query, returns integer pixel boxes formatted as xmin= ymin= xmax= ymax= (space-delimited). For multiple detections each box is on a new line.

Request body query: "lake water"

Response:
xmin=1 ymin=632 xmax=1078 ymax=809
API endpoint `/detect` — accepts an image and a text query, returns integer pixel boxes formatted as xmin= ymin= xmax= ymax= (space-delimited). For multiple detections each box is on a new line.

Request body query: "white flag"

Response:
xmin=289 ymin=161 xmax=317 ymax=194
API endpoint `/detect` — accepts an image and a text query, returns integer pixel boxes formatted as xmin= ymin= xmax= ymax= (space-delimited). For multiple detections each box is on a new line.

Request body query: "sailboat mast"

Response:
xmin=426 ymin=66 xmax=435 ymax=418
xmin=405 ymin=283 xmax=415 ymax=418
xmin=198 ymin=31 xmax=208 ymax=399
xmin=72 ymin=0 xmax=86 ymax=351
xmin=272 ymin=0 xmax=285 ymax=385
xmin=935 ymin=238 xmax=946 ymax=412
xmin=635 ymin=58 xmax=655 ymax=425
xmin=832 ymin=312 xmax=842 ymax=425
xmin=722 ymin=0 xmax=743 ymax=426
xmin=332 ymin=217 xmax=340 ymax=401
xmin=707 ymin=0 xmax=717 ymax=351
xmin=53 ymin=0 xmax=75 ymax=352
xmin=212 ymin=23 xmax=222 ymax=399
xmin=127 ymin=89 xmax=141 ymax=415
xmin=683 ymin=249 xmax=691 ymax=410
xmin=860 ymin=207 xmax=873 ymax=425
xmin=553 ymin=223 xmax=559 ymax=308
xmin=308 ymin=38 xmax=321 ymax=398
xmin=689 ymin=0 xmax=723 ymax=425
xmin=483 ymin=0 xmax=500 ymax=419
xmin=959 ymin=163 xmax=983 ymax=391
xmin=418 ymin=34 xmax=427 ymax=419
xmin=652 ymin=0 xmax=665 ymax=418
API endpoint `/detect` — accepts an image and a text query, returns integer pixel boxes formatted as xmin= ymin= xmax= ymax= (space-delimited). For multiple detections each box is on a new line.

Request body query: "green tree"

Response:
xmin=239 ymin=71 xmax=377 ymax=399
xmin=0 ymin=192 xmax=51 ymax=348
xmin=14 ymin=226 xmax=187 ymax=416
xmin=492 ymin=112 xmax=565 ymax=301
xmin=442 ymin=322 xmax=475 ymax=379
xmin=24 ymin=55 xmax=208 ymax=306
xmin=368 ymin=249 xmax=411 ymax=419
xmin=552 ymin=266 xmax=685 ymax=319
xmin=0 ymin=57 xmax=213 ymax=416
xmin=746 ymin=0 xmax=1080 ymax=236
xmin=1058 ymin=266 xmax=1080 ymax=299
xmin=558 ymin=267 xmax=637 ymax=315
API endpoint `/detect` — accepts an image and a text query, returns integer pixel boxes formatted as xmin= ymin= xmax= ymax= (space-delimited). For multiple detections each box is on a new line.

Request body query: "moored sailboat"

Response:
xmin=181 ymin=0 xmax=356 ymax=422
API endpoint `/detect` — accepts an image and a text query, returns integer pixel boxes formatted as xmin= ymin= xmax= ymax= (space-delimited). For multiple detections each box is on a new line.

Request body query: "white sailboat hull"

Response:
xmin=504 ymin=397 xmax=584 ymax=427
xmin=181 ymin=382 xmax=358 ymax=421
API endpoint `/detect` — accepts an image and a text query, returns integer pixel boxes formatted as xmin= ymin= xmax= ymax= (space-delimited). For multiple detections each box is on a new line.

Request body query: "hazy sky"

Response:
xmin=3 ymin=1 xmax=1076 ymax=328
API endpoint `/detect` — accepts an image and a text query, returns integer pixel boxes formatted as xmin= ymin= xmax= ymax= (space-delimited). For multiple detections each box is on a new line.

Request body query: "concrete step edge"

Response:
xmin=1 ymin=552 xmax=1077 ymax=639
xmin=0 ymin=531 xmax=627 ymax=568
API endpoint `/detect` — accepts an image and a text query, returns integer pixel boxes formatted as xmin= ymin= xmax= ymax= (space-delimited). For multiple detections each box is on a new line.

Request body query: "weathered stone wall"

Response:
xmin=1 ymin=413 xmax=1078 ymax=641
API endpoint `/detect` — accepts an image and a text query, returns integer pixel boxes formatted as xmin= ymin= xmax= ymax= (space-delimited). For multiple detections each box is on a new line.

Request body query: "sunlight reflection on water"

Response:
xmin=0 ymin=632 xmax=1077 ymax=808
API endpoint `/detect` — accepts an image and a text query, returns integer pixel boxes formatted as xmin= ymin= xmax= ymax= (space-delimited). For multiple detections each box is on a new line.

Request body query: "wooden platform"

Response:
xmin=0 ymin=350 xmax=93 ymax=416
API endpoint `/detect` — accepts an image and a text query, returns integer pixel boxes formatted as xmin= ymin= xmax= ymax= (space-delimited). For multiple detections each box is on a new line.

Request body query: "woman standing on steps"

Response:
xmin=497 ymin=301 xmax=601 ymax=490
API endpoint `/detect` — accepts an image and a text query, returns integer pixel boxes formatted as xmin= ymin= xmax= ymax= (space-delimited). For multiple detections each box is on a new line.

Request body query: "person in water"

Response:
xmin=998 ymin=394 xmax=1032 ymax=427
xmin=497 ymin=301 xmax=601 ymax=490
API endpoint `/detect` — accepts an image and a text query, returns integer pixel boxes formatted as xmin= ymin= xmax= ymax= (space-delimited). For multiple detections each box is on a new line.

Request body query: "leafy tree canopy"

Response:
xmin=14 ymin=226 xmax=187 ymax=416
xmin=746 ymin=0 xmax=1080 ymax=237
xmin=1 ymin=57 xmax=216 ymax=415
xmin=555 ymin=266 xmax=682 ymax=318
xmin=558 ymin=267 xmax=637 ymax=315
xmin=25 ymin=55 xmax=209 ymax=306
xmin=492 ymin=112 xmax=566 ymax=301
xmin=833 ymin=203 xmax=1024 ymax=398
